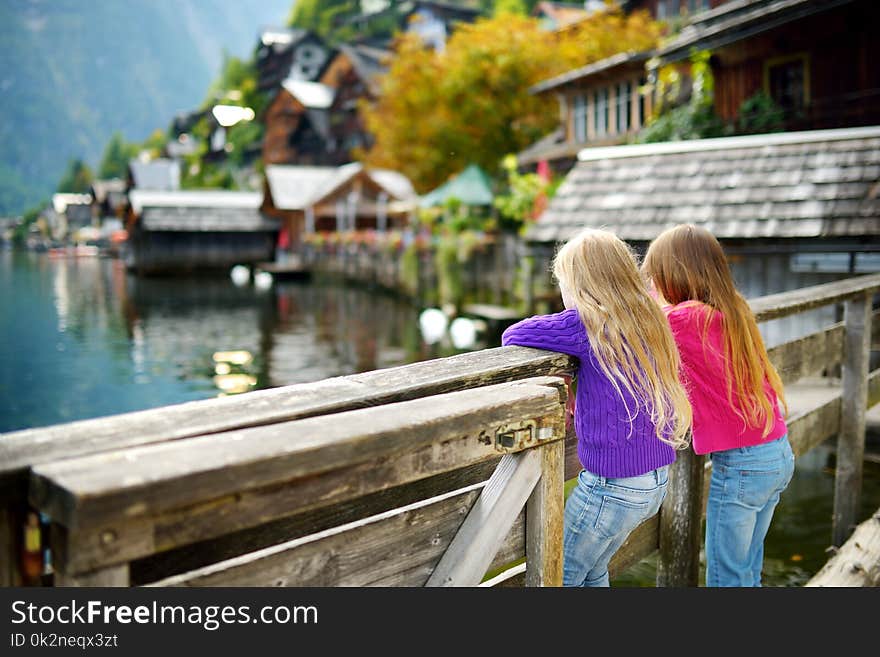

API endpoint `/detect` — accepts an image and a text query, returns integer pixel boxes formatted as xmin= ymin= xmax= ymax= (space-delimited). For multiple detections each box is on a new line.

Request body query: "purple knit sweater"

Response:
xmin=501 ymin=308 xmax=676 ymax=478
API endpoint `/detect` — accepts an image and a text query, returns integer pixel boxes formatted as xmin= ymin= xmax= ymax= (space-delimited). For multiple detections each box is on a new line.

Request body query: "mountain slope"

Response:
xmin=0 ymin=0 xmax=292 ymax=214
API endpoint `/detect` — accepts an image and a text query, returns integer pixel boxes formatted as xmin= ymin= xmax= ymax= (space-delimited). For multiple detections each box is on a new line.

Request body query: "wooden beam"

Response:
xmin=426 ymin=451 xmax=542 ymax=587
xmin=767 ymin=322 xmax=843 ymax=386
xmin=657 ymin=449 xmax=705 ymax=587
xmin=131 ymin=459 xmax=501 ymax=585
xmin=807 ymin=508 xmax=880 ymax=587
xmin=30 ymin=378 xmax=566 ymax=530
xmin=42 ymin=381 xmax=565 ymax=576
xmin=525 ymin=439 xmax=565 ymax=587
xmin=833 ymin=293 xmax=871 ymax=547
xmin=151 ymin=484 xmax=525 ymax=587
xmin=749 ymin=272 xmax=880 ymax=322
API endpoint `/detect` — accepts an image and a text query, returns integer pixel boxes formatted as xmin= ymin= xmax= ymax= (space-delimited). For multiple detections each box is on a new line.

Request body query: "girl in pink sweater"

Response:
xmin=643 ymin=224 xmax=793 ymax=587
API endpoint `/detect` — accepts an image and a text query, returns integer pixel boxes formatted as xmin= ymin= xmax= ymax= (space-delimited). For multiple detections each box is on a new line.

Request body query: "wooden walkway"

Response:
xmin=0 ymin=273 xmax=878 ymax=587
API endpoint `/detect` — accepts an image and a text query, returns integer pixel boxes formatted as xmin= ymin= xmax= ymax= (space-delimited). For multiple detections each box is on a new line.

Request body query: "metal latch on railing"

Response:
xmin=494 ymin=419 xmax=555 ymax=453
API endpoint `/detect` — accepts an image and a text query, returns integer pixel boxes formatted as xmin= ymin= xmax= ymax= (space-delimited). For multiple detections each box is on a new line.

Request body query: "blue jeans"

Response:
xmin=563 ymin=466 xmax=668 ymax=587
xmin=706 ymin=434 xmax=795 ymax=587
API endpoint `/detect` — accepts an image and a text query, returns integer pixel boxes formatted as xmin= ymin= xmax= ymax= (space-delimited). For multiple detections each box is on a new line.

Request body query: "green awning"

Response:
xmin=419 ymin=164 xmax=494 ymax=208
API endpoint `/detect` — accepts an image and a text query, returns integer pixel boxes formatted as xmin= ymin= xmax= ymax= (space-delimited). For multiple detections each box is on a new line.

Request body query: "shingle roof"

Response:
xmin=337 ymin=44 xmax=390 ymax=96
xmin=530 ymin=51 xmax=652 ymax=95
xmin=265 ymin=163 xmax=416 ymax=211
xmin=527 ymin=126 xmax=880 ymax=243
xmin=129 ymin=190 xmax=273 ymax=232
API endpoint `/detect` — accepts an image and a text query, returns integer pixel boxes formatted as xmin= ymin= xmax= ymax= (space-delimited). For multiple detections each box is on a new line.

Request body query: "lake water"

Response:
xmin=1 ymin=249 xmax=877 ymax=586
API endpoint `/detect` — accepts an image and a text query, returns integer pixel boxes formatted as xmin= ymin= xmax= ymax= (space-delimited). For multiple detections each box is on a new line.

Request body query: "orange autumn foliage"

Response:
xmin=358 ymin=6 xmax=660 ymax=193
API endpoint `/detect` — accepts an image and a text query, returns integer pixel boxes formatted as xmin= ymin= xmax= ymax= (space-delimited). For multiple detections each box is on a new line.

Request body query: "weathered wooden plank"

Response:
xmin=608 ymin=514 xmax=660 ymax=579
xmin=150 ymin=484 xmax=525 ymax=587
xmin=426 ymin=451 xmax=542 ymax=587
xmin=49 ymin=421 xmax=547 ymax=576
xmin=31 ymin=378 xmax=566 ymax=530
xmin=787 ymin=396 xmax=842 ymax=457
xmin=1 ymin=347 xmax=574 ymax=479
xmin=749 ymin=273 xmax=880 ymax=322
xmin=54 ymin=564 xmax=129 ymax=587
xmin=525 ymin=440 xmax=564 ymax=587
xmin=833 ymin=293 xmax=872 ymax=547
xmin=806 ymin=508 xmax=880 ymax=587
xmin=767 ymin=322 xmax=844 ymax=386
xmin=131 ymin=459 xmax=502 ymax=585
xmin=657 ymin=449 xmax=705 ymax=587
xmin=48 ymin=383 xmax=564 ymax=575
xmin=151 ymin=485 xmax=482 ymax=587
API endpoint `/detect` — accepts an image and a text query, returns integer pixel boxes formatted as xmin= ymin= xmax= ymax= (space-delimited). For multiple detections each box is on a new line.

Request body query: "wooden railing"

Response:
xmin=0 ymin=273 xmax=878 ymax=587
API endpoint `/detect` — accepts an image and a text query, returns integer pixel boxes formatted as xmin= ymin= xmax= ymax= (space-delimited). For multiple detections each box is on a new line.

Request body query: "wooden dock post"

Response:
xmin=657 ymin=449 xmax=705 ymax=587
xmin=833 ymin=292 xmax=872 ymax=546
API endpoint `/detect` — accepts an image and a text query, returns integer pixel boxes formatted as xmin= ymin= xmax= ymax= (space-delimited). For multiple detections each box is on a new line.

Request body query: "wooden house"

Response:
xmin=51 ymin=193 xmax=93 ymax=240
xmin=342 ymin=1 xmax=483 ymax=51
xmin=255 ymin=28 xmax=331 ymax=92
xmin=519 ymin=51 xmax=656 ymax=172
xmin=263 ymin=163 xmax=416 ymax=250
xmin=519 ymin=0 xmax=878 ymax=173
xmin=399 ymin=1 xmax=483 ymax=51
xmin=324 ymin=44 xmax=389 ymax=161
xmin=526 ymin=125 xmax=880 ymax=346
xmin=267 ymin=43 xmax=391 ymax=169
xmin=124 ymin=190 xmax=277 ymax=275
xmin=652 ymin=0 xmax=880 ymax=132
xmin=89 ymin=179 xmax=127 ymax=220
xmin=262 ymin=78 xmax=336 ymax=166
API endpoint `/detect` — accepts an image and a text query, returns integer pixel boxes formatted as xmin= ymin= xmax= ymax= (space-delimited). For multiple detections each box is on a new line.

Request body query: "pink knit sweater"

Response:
xmin=664 ymin=301 xmax=787 ymax=455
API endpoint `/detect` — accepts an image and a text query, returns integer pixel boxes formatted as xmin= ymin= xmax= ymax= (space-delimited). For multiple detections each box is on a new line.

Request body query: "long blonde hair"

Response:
xmin=553 ymin=228 xmax=692 ymax=449
xmin=642 ymin=224 xmax=787 ymax=437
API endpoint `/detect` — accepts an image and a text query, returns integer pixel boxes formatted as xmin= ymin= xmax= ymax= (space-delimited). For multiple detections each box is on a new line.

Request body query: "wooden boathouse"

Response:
xmin=0 ymin=274 xmax=878 ymax=587
xmin=124 ymin=190 xmax=279 ymax=275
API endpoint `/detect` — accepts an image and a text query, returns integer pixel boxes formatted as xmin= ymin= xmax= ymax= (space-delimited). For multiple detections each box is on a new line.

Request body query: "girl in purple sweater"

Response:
xmin=502 ymin=228 xmax=691 ymax=587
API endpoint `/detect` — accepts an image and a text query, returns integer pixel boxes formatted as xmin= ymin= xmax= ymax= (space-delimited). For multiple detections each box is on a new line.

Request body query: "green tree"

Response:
xmin=493 ymin=0 xmax=527 ymax=16
xmin=640 ymin=50 xmax=727 ymax=142
xmin=56 ymin=159 xmax=93 ymax=193
xmin=98 ymin=132 xmax=140 ymax=179
xmin=287 ymin=0 xmax=359 ymax=40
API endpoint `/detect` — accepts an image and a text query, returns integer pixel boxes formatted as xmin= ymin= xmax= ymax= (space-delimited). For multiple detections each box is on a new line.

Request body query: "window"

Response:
xmin=657 ymin=0 xmax=679 ymax=20
xmin=573 ymin=94 xmax=587 ymax=142
xmin=765 ymin=54 xmax=809 ymax=115
xmin=616 ymin=82 xmax=631 ymax=133
xmin=594 ymin=88 xmax=608 ymax=137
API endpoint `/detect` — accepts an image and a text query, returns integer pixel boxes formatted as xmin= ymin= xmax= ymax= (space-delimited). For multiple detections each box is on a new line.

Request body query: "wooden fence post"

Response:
xmin=525 ymin=439 xmax=565 ymax=586
xmin=833 ymin=292 xmax=872 ymax=546
xmin=657 ymin=449 xmax=705 ymax=587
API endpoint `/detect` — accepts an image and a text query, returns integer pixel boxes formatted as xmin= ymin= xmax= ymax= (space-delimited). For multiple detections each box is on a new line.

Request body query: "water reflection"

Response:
xmin=0 ymin=251 xmax=467 ymax=432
